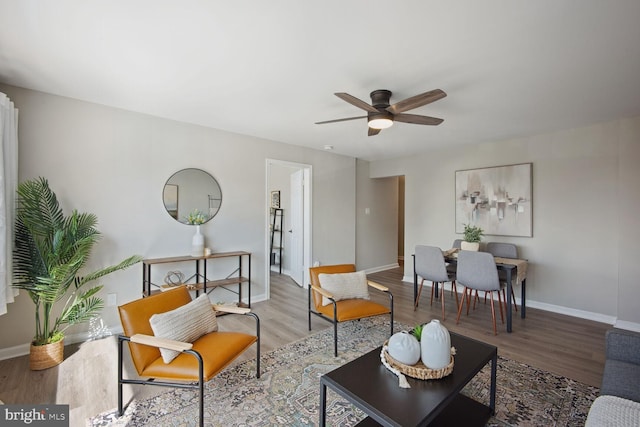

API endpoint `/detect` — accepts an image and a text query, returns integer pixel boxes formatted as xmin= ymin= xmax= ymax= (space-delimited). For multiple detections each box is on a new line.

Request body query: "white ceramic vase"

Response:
xmin=420 ymin=319 xmax=451 ymax=369
xmin=387 ymin=331 xmax=421 ymax=365
xmin=191 ymin=225 xmax=205 ymax=257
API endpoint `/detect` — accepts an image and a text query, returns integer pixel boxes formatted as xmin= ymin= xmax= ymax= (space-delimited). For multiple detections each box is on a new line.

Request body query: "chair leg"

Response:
xmin=308 ymin=286 xmax=312 ymax=331
xmin=198 ymin=373 xmax=204 ymax=427
xmin=489 ymin=291 xmax=497 ymax=335
xmin=456 ymin=287 xmax=468 ymax=325
xmin=117 ymin=336 xmax=124 ymax=417
xmin=451 ymin=281 xmax=459 ymax=308
xmin=430 ymin=281 xmax=435 ymax=307
xmin=441 ymin=283 xmax=446 ymax=320
xmin=332 ymin=304 xmax=339 ymax=357
xmin=511 ymin=286 xmax=518 ymax=312
xmin=414 ymin=278 xmax=424 ymax=311
xmin=498 ymin=290 xmax=505 ymax=324
xmin=466 ymin=288 xmax=472 ymax=316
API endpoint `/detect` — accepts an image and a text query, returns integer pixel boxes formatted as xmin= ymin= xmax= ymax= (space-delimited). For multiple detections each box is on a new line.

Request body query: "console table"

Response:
xmin=142 ymin=251 xmax=251 ymax=307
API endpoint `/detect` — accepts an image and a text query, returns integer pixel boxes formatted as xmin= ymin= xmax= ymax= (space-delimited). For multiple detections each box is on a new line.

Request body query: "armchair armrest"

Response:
xmin=212 ymin=304 xmax=251 ymax=315
xmin=130 ymin=333 xmax=193 ymax=353
xmin=311 ymin=284 xmax=335 ymax=300
xmin=367 ymin=280 xmax=389 ymax=292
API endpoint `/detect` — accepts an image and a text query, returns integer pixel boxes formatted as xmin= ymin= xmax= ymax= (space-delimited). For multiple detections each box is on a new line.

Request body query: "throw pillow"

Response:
xmin=318 ymin=271 xmax=370 ymax=306
xmin=149 ymin=293 xmax=218 ymax=363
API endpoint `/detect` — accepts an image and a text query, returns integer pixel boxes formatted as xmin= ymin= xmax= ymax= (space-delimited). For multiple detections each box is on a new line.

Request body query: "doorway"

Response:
xmin=266 ymin=160 xmax=312 ymax=297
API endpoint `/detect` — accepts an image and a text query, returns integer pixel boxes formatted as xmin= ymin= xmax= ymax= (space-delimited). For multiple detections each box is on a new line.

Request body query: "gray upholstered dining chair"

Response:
xmin=485 ymin=242 xmax=518 ymax=312
xmin=456 ymin=250 xmax=504 ymax=335
xmin=414 ymin=245 xmax=458 ymax=320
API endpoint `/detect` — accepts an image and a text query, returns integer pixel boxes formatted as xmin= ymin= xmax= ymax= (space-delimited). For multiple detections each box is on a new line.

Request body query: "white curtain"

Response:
xmin=0 ymin=93 xmax=19 ymax=315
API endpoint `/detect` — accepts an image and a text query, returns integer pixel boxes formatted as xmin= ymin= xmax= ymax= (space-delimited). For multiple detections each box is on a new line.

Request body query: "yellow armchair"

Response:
xmin=117 ymin=286 xmax=260 ymax=427
xmin=308 ymin=264 xmax=393 ymax=356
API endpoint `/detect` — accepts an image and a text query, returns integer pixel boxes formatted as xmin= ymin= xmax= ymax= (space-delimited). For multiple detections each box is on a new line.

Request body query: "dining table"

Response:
xmin=413 ymin=249 xmax=528 ymax=333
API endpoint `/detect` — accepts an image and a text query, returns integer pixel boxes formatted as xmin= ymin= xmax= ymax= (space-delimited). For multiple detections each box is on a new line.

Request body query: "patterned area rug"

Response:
xmin=88 ymin=317 xmax=598 ymax=426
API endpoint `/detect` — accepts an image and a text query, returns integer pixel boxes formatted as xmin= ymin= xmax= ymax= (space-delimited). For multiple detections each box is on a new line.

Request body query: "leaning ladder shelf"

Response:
xmin=142 ymin=251 xmax=252 ymax=308
xmin=270 ymin=208 xmax=283 ymax=274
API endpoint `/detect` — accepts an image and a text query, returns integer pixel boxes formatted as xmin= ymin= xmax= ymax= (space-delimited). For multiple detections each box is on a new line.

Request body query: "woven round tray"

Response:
xmin=382 ymin=344 xmax=454 ymax=380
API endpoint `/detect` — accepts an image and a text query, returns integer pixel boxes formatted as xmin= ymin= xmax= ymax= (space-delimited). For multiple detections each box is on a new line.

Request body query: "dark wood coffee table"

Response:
xmin=319 ymin=332 xmax=497 ymax=426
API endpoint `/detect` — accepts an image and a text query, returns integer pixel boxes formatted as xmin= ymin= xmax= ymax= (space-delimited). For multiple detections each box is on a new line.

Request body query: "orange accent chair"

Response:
xmin=117 ymin=286 xmax=260 ymax=427
xmin=308 ymin=264 xmax=393 ymax=356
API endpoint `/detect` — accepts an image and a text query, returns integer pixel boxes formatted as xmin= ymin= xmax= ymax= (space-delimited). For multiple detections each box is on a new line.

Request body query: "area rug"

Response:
xmin=88 ymin=317 xmax=598 ymax=426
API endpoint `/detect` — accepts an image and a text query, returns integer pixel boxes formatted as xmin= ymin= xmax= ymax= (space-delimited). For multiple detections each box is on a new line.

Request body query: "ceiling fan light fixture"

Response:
xmin=368 ymin=117 xmax=393 ymax=129
xmin=368 ymin=110 xmax=394 ymax=130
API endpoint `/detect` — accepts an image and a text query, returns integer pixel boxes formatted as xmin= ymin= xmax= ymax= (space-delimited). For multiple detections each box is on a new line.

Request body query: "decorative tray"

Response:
xmin=381 ymin=344 xmax=455 ymax=380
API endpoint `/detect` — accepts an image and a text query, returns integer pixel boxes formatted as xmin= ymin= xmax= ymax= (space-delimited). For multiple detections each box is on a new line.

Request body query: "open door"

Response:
xmin=289 ymin=169 xmax=304 ymax=286
xmin=266 ymin=160 xmax=312 ymax=296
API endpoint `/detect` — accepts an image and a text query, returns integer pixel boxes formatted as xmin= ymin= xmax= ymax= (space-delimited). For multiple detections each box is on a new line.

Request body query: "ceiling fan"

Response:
xmin=315 ymin=88 xmax=447 ymax=136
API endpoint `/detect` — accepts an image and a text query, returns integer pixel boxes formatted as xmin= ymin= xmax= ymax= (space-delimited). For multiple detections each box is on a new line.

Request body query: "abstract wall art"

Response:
xmin=455 ymin=163 xmax=532 ymax=237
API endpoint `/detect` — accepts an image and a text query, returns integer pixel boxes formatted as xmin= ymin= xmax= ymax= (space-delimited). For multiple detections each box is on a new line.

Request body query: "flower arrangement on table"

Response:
xmin=185 ymin=209 xmax=208 ymax=225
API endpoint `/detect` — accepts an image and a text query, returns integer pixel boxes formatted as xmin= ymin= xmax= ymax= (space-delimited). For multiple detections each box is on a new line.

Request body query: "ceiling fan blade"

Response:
xmin=393 ymin=113 xmax=444 ymax=126
xmin=368 ymin=127 xmax=381 ymax=136
xmin=315 ymin=115 xmax=367 ymax=125
xmin=386 ymin=89 xmax=447 ymax=114
xmin=335 ymin=93 xmax=379 ymax=113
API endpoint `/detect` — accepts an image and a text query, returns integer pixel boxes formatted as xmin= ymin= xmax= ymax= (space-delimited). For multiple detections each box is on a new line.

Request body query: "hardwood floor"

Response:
xmin=0 ymin=267 xmax=608 ymax=427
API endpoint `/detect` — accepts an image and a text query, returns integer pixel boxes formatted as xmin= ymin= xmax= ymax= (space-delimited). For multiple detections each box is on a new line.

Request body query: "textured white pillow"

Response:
xmin=318 ymin=271 xmax=370 ymax=306
xmin=149 ymin=294 xmax=218 ymax=363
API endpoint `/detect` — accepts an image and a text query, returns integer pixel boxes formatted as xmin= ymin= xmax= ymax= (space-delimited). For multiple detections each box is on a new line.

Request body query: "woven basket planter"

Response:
xmin=30 ymin=339 xmax=64 ymax=370
xmin=383 ymin=343 xmax=454 ymax=380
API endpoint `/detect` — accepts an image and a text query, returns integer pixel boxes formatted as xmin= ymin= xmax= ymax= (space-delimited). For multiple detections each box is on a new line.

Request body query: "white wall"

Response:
xmin=355 ymin=159 xmax=399 ymax=271
xmin=370 ymin=116 xmax=640 ymax=329
xmin=0 ymin=84 xmax=357 ymax=352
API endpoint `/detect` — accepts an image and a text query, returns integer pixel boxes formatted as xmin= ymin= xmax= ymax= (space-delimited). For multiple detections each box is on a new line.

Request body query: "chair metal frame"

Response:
xmin=307 ymin=264 xmax=394 ymax=357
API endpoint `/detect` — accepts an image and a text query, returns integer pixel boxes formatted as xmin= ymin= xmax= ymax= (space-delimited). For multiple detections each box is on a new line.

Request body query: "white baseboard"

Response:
xmin=0 ymin=325 xmax=125 ymax=361
xmin=613 ymin=320 xmax=640 ymax=332
xmin=364 ymin=263 xmax=400 ymax=274
xmin=401 ymin=272 xmax=620 ymax=326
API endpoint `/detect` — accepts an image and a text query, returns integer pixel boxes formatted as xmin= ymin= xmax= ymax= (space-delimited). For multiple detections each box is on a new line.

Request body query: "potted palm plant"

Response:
xmin=12 ymin=177 xmax=142 ymax=370
xmin=461 ymin=223 xmax=484 ymax=251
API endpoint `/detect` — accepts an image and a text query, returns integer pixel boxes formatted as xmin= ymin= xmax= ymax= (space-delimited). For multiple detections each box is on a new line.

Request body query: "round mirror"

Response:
xmin=163 ymin=168 xmax=222 ymax=224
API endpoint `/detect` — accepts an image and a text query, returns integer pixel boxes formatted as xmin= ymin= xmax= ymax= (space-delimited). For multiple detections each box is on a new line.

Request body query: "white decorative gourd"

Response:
xmin=420 ymin=319 xmax=451 ymax=369
xmin=387 ymin=331 xmax=421 ymax=365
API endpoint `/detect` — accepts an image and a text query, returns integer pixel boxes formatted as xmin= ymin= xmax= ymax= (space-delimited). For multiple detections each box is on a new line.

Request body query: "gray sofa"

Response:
xmin=585 ymin=328 xmax=640 ymax=426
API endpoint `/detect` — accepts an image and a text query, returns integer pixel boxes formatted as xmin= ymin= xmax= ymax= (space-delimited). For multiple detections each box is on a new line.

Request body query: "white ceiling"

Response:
xmin=2 ymin=1 xmax=640 ymax=161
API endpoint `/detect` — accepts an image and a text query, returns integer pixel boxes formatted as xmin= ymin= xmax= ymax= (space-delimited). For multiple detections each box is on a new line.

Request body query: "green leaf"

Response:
xmin=12 ymin=177 xmax=142 ymax=344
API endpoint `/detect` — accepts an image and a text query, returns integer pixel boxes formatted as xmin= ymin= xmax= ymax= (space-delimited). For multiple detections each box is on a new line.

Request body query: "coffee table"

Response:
xmin=319 ymin=332 xmax=497 ymax=426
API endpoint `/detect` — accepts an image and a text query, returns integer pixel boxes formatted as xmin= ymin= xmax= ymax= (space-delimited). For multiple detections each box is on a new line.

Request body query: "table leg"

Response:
xmin=506 ymin=267 xmax=513 ymax=333
xmin=319 ymin=380 xmax=327 ymax=426
xmin=521 ymin=278 xmax=526 ymax=318
xmin=490 ymin=352 xmax=497 ymax=415
xmin=413 ymin=254 xmax=418 ymax=306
